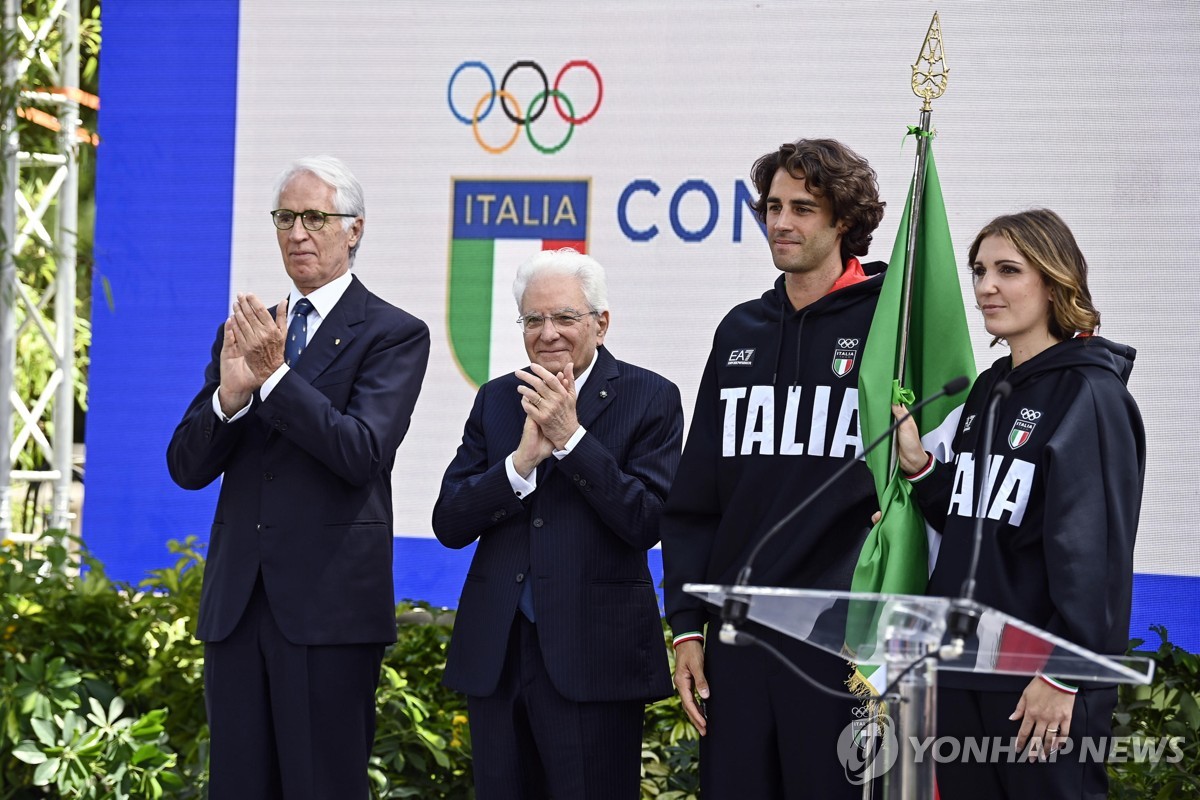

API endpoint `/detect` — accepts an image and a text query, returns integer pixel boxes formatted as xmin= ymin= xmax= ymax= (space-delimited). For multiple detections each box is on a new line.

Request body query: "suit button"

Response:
xmin=516 ymin=573 xmax=525 ymax=583
xmin=492 ymin=511 xmax=502 ymax=521
xmin=533 ymin=518 xmax=544 ymax=528
xmin=578 ymin=479 xmax=587 ymax=487
xmin=573 ymin=473 xmax=580 ymax=482
xmin=256 ymin=524 xmax=263 ymax=531
xmin=263 ymin=472 xmax=273 ymax=481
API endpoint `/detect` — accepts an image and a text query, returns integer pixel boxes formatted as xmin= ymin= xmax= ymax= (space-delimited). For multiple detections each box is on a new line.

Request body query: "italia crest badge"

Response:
xmin=832 ymin=337 xmax=859 ymax=378
xmin=447 ymin=178 xmax=590 ymax=388
xmin=1008 ymin=408 xmax=1042 ymax=450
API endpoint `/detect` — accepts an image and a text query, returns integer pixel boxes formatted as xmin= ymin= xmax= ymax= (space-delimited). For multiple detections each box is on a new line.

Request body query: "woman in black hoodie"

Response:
xmin=894 ymin=208 xmax=1145 ymax=800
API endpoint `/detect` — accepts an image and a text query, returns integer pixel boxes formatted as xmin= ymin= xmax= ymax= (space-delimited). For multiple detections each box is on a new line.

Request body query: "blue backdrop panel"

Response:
xmin=1130 ymin=573 xmax=1200 ymax=654
xmin=86 ymin=4 xmax=240 ymax=575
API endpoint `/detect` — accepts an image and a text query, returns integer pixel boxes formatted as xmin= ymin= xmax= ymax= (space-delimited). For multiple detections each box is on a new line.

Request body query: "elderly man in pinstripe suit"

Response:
xmin=434 ymin=248 xmax=683 ymax=799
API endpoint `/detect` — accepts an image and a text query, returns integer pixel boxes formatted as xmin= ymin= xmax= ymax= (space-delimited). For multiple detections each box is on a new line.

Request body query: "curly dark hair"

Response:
xmin=751 ymin=139 xmax=885 ymax=260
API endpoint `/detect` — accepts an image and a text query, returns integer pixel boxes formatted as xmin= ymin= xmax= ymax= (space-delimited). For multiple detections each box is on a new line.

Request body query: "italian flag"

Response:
xmin=849 ymin=142 xmax=977 ymax=694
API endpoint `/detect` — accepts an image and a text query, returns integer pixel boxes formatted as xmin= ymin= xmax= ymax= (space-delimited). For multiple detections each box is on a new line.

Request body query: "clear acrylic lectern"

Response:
xmin=685 ymin=584 xmax=1155 ymax=800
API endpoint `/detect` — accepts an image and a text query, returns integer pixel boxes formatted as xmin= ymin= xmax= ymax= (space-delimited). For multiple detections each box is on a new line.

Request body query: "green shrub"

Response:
xmin=1 ymin=536 xmax=1194 ymax=798
xmin=1110 ymin=624 xmax=1200 ymax=798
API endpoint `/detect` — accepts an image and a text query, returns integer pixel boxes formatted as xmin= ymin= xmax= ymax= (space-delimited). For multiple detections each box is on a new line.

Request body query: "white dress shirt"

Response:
xmin=212 ymin=271 xmax=354 ymax=422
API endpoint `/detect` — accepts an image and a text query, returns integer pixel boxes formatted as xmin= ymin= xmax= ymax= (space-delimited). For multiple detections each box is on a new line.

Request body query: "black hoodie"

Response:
xmin=662 ymin=262 xmax=887 ymax=637
xmin=916 ymin=336 xmax=1145 ymax=689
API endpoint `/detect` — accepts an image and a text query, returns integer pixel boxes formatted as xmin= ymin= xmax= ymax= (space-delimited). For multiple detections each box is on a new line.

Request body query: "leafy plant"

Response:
xmin=1110 ymin=624 xmax=1200 ymax=798
xmin=3 ymin=536 xmax=1196 ymax=797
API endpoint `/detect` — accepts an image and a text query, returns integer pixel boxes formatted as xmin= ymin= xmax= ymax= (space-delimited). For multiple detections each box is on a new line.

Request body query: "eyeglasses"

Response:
xmin=516 ymin=310 xmax=598 ymax=334
xmin=271 ymin=209 xmax=357 ymax=231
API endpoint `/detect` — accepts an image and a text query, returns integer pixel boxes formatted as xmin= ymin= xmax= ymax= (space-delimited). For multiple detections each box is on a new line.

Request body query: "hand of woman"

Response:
xmin=891 ymin=404 xmax=930 ymax=476
xmin=1010 ymin=676 xmax=1075 ymax=760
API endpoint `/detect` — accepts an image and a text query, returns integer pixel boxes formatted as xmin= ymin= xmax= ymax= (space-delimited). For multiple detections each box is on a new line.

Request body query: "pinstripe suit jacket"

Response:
xmin=433 ymin=346 xmax=681 ymax=703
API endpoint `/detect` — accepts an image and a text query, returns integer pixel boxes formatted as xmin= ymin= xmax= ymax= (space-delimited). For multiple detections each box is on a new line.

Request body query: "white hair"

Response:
xmin=512 ymin=248 xmax=609 ymax=313
xmin=272 ymin=155 xmax=365 ymax=264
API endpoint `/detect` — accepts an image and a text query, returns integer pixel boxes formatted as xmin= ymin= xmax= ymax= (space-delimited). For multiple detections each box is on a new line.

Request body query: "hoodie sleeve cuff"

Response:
xmin=904 ymin=453 xmax=936 ymax=483
xmin=1039 ymin=674 xmax=1079 ymax=695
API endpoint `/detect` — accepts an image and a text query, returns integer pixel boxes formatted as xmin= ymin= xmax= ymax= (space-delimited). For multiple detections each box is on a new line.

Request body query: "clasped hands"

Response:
xmin=511 ymin=363 xmax=579 ymax=478
xmin=218 ymin=293 xmax=288 ymax=417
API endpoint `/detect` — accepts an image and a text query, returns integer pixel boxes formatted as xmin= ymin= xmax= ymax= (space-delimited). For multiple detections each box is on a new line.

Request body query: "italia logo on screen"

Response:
xmin=447 ymin=60 xmax=603 ymax=154
xmin=448 ymin=178 xmax=590 ymax=387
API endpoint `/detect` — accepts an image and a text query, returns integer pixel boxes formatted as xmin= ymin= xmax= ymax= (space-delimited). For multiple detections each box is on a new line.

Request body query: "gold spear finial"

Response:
xmin=912 ymin=11 xmax=949 ymax=111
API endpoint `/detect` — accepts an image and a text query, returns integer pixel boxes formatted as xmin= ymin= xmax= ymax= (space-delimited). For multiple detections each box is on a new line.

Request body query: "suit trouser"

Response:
xmin=204 ymin=575 xmax=386 ymax=800
xmin=467 ymin=614 xmax=645 ymax=800
xmin=700 ymin=619 xmax=861 ymax=800
xmin=935 ymin=685 xmax=1116 ymax=800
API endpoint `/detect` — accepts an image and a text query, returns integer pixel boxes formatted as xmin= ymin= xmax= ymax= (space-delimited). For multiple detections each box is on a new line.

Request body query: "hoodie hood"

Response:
xmin=760 ymin=259 xmax=888 ymax=322
xmin=1000 ymin=335 xmax=1136 ymax=389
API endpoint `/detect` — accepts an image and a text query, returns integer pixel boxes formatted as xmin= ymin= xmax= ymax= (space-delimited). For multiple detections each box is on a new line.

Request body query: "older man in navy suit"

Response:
xmin=434 ymin=248 xmax=682 ymax=799
xmin=168 ymin=156 xmax=430 ymax=800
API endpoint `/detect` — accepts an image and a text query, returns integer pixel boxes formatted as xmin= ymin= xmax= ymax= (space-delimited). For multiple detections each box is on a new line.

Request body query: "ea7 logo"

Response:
xmin=728 ymin=348 xmax=755 ymax=366
xmin=1008 ymin=408 xmax=1041 ymax=449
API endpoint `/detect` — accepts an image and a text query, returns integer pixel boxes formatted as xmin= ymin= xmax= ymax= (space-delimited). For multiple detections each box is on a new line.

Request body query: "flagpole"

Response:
xmin=890 ymin=11 xmax=949 ymax=475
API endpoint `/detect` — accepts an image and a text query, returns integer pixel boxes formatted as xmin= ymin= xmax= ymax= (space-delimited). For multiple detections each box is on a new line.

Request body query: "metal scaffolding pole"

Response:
xmin=50 ymin=0 xmax=77 ymax=532
xmin=0 ymin=0 xmax=20 ymax=539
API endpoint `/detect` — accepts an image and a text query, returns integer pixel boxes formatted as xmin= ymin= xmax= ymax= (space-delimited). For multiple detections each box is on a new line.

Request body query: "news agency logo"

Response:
xmin=835 ymin=708 xmax=898 ymax=786
xmin=835 ymin=718 xmax=1184 ymax=785
xmin=447 ymin=177 xmax=590 ymax=388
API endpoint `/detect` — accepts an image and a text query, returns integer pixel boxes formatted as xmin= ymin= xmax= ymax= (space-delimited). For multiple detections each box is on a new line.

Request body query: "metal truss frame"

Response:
xmin=1 ymin=0 xmax=81 ymax=540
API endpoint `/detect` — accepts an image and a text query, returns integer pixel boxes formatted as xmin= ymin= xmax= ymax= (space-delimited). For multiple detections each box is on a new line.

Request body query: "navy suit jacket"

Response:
xmin=433 ymin=346 xmax=682 ymax=703
xmin=167 ymin=276 xmax=430 ymax=646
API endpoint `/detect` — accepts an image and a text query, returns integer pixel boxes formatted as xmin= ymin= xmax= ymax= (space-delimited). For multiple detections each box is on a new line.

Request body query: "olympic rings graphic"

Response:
xmin=838 ymin=338 xmax=860 ymax=348
xmin=1019 ymin=408 xmax=1042 ymax=421
xmin=447 ymin=59 xmax=603 ymax=154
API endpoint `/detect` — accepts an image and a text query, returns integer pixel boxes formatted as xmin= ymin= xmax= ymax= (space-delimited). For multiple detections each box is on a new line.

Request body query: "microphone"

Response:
xmin=944 ymin=379 xmax=1011 ymax=656
xmin=961 ymin=379 xmax=1011 ymax=602
xmin=719 ymin=375 xmax=970 ymax=643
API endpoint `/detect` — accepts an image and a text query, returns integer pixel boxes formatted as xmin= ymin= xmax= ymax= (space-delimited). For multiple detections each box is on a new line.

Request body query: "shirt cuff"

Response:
xmin=552 ymin=425 xmax=587 ymax=459
xmin=672 ymin=631 xmax=704 ymax=648
xmin=211 ymin=389 xmax=252 ymax=423
xmin=904 ymin=453 xmax=936 ymax=482
xmin=1039 ymin=674 xmax=1079 ymax=694
xmin=258 ymin=363 xmax=289 ymax=401
xmin=505 ymin=453 xmax=537 ymax=498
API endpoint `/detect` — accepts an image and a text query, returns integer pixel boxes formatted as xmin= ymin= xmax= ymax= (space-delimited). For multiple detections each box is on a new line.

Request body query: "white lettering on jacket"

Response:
xmin=720 ymin=385 xmax=861 ymax=459
xmin=947 ymin=452 xmax=1035 ymax=526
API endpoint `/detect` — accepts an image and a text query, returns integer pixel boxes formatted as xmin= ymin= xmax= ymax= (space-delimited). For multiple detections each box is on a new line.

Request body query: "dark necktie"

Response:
xmin=284 ymin=298 xmax=313 ymax=367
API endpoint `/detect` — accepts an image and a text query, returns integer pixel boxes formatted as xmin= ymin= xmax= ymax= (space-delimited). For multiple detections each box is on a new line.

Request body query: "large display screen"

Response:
xmin=89 ymin=2 xmax=1200 ymax=650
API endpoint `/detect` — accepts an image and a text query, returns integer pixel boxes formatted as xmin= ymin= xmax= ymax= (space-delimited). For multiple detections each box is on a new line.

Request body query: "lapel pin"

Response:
xmin=334 ymin=338 xmax=341 ymax=345
xmin=599 ymin=390 xmax=608 ymax=399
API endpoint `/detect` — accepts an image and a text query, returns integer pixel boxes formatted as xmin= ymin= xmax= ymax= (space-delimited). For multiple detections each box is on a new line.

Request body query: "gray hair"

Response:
xmin=272 ymin=155 xmax=365 ymax=264
xmin=512 ymin=248 xmax=609 ymax=313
